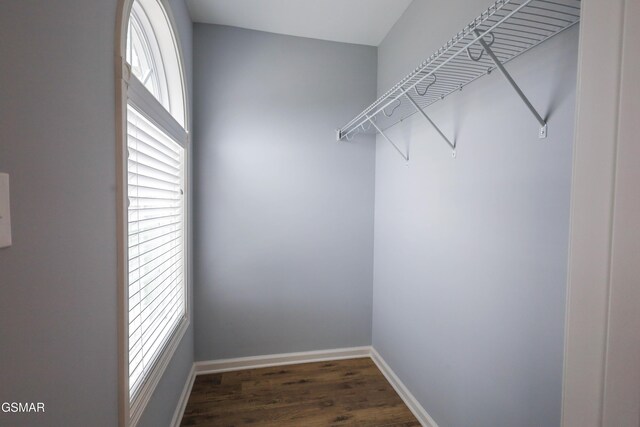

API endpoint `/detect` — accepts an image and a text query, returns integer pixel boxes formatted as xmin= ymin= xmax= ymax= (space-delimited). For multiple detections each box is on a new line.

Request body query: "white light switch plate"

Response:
xmin=0 ymin=173 xmax=12 ymax=248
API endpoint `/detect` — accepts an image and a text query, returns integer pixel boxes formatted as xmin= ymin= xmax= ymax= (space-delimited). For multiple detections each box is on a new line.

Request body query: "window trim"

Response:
xmin=115 ymin=1 xmax=190 ymax=426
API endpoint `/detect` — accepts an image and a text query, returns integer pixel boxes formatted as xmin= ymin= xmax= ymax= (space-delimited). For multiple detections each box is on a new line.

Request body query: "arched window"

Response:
xmin=116 ymin=0 xmax=188 ymax=424
xmin=127 ymin=1 xmax=168 ymax=106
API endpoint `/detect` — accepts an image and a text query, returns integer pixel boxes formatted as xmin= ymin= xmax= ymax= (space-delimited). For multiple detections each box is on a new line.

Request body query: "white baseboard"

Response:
xmin=178 ymin=346 xmax=436 ymax=427
xmin=170 ymin=364 xmax=196 ymax=427
xmin=370 ymin=347 xmax=439 ymax=427
xmin=194 ymin=346 xmax=371 ymax=375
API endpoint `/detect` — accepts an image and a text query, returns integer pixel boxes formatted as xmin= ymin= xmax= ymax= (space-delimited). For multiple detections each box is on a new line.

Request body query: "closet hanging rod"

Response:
xmin=336 ymin=0 xmax=580 ymax=143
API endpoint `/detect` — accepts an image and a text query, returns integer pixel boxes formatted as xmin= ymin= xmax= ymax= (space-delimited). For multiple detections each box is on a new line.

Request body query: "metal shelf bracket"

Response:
xmin=403 ymin=87 xmax=456 ymax=157
xmin=473 ymin=29 xmax=548 ymax=139
xmin=366 ymin=114 xmax=409 ymax=162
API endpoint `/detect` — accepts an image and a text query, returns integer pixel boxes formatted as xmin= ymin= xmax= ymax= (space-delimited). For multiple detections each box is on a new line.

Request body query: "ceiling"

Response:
xmin=186 ymin=0 xmax=413 ymax=46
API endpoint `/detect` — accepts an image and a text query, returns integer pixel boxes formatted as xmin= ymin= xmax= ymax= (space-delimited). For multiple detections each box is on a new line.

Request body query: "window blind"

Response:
xmin=127 ymin=104 xmax=185 ymax=399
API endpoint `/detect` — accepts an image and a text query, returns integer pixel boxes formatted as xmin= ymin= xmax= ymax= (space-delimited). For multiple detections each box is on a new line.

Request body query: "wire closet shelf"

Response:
xmin=336 ymin=0 xmax=581 ymax=154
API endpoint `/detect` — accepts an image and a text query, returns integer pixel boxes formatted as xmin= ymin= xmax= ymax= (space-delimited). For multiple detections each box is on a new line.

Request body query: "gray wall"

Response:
xmin=0 ymin=0 xmax=194 ymax=426
xmin=372 ymin=1 xmax=578 ymax=427
xmin=193 ymin=25 xmax=377 ymax=360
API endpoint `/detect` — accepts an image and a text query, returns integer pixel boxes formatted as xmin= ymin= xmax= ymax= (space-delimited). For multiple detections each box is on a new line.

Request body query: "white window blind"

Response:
xmin=127 ymin=104 xmax=185 ymax=399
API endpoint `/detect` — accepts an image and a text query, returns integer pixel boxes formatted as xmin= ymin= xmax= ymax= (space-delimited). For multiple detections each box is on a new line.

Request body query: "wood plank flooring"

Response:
xmin=180 ymin=357 xmax=419 ymax=426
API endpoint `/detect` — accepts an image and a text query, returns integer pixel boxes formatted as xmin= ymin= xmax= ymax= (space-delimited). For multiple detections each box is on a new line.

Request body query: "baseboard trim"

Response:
xmin=170 ymin=364 xmax=196 ymax=427
xmin=194 ymin=346 xmax=371 ymax=375
xmin=370 ymin=347 xmax=439 ymax=427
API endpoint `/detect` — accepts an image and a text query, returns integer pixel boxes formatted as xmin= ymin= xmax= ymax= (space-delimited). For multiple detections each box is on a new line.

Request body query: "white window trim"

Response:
xmin=115 ymin=1 xmax=190 ymax=426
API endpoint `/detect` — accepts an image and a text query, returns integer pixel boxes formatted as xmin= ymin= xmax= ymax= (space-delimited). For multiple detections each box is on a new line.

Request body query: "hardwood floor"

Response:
xmin=180 ymin=357 xmax=419 ymax=426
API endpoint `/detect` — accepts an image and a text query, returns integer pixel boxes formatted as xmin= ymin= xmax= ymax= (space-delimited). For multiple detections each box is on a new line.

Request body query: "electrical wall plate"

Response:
xmin=0 ymin=173 xmax=12 ymax=248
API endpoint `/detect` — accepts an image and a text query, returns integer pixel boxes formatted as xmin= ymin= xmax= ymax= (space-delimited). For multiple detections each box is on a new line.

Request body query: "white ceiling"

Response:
xmin=186 ymin=0 xmax=413 ymax=46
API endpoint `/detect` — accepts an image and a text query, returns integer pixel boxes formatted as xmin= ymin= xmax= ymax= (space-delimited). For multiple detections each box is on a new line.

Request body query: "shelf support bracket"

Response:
xmin=474 ymin=30 xmax=548 ymax=139
xmin=366 ymin=114 xmax=408 ymax=162
xmin=404 ymin=90 xmax=456 ymax=155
